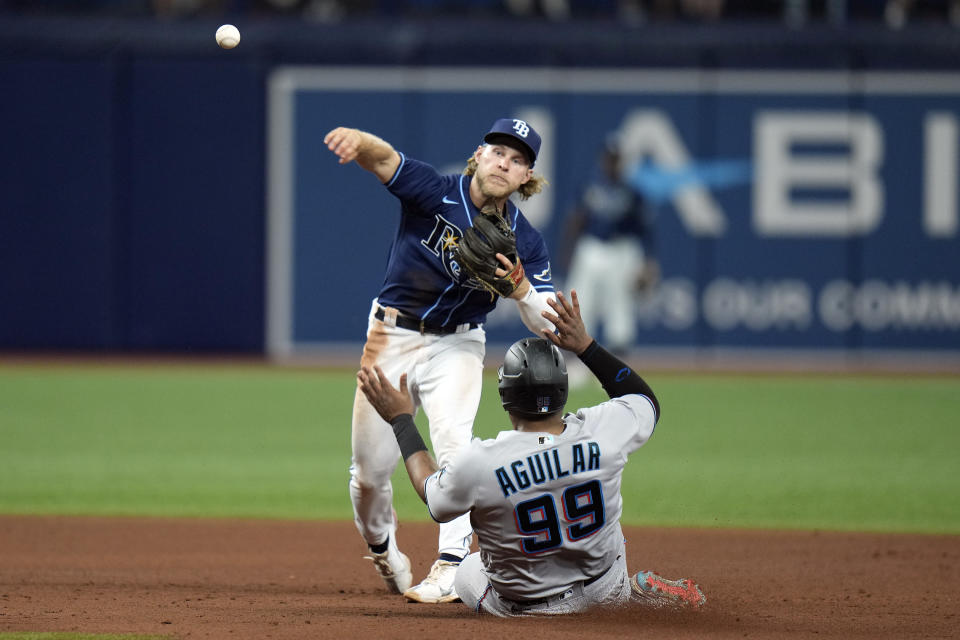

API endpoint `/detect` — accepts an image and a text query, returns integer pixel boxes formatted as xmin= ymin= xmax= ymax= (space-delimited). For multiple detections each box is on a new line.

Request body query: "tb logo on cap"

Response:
xmin=512 ymin=119 xmax=530 ymax=138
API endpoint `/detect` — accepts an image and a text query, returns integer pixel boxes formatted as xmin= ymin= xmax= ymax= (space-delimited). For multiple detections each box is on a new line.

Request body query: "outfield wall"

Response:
xmin=1 ymin=16 xmax=959 ymax=359
xmin=267 ymin=66 xmax=960 ymax=358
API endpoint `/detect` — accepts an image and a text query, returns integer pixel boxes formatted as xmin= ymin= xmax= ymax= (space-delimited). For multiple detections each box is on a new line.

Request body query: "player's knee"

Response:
xmin=349 ymin=461 xmax=396 ymax=488
xmin=453 ymin=552 xmax=483 ymax=609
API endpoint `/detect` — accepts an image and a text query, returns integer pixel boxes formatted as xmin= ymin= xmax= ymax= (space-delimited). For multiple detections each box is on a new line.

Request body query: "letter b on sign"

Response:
xmin=754 ymin=112 xmax=884 ymax=237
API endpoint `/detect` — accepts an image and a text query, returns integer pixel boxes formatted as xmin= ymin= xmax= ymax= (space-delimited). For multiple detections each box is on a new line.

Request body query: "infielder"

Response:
xmin=357 ymin=290 xmax=706 ymax=617
xmin=560 ymin=133 xmax=658 ymax=384
xmin=324 ymin=118 xmax=556 ymax=603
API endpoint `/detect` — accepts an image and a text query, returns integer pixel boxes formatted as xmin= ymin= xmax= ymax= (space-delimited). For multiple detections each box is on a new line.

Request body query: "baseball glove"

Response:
xmin=454 ymin=206 xmax=525 ymax=298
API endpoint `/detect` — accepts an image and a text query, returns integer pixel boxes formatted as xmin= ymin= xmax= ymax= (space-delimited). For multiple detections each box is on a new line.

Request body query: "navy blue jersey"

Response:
xmin=579 ymin=176 xmax=651 ymax=246
xmin=377 ymin=153 xmax=554 ymax=327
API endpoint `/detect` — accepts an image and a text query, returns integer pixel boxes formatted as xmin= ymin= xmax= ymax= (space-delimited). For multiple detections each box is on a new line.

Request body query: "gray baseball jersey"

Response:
xmin=424 ymin=393 xmax=656 ymax=601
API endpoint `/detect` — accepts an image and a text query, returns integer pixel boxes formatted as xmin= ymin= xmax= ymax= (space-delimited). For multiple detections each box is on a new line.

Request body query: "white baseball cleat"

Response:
xmin=364 ymin=531 xmax=413 ymax=595
xmin=403 ymin=559 xmax=461 ymax=603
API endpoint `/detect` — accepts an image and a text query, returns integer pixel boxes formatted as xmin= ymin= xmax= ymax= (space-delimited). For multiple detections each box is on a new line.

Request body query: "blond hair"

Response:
xmin=463 ymin=156 xmax=547 ymax=201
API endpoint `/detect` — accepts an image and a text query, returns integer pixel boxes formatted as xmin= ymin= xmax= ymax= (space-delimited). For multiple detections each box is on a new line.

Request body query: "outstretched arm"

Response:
xmin=356 ymin=365 xmax=437 ymax=502
xmin=541 ymin=290 xmax=660 ymax=420
xmin=324 ymin=127 xmax=401 ymax=184
xmin=539 ymin=289 xmax=593 ymax=355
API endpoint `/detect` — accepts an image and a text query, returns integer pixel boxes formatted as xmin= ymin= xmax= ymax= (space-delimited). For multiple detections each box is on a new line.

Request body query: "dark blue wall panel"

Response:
xmin=122 ymin=58 xmax=264 ymax=350
xmin=0 ymin=60 xmax=117 ymax=348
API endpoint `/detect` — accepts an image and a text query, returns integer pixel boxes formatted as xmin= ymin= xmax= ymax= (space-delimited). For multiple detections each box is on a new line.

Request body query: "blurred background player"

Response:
xmin=323 ymin=118 xmax=556 ymax=604
xmin=357 ymin=290 xmax=706 ymax=617
xmin=559 ymin=133 xmax=658 ymax=386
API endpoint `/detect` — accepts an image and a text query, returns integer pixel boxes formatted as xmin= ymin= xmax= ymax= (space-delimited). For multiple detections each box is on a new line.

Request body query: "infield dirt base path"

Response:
xmin=0 ymin=516 xmax=957 ymax=640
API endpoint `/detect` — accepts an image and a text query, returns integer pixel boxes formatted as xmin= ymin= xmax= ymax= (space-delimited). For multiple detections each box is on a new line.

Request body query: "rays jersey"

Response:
xmin=579 ymin=175 xmax=649 ymax=243
xmin=377 ymin=153 xmax=554 ymax=326
xmin=424 ymin=393 xmax=657 ymax=600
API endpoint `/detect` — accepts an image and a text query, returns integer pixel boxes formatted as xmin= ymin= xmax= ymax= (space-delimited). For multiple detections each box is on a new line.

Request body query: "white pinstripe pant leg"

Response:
xmin=348 ymin=306 xmax=423 ymax=547
xmin=415 ymin=331 xmax=485 ymax=557
xmin=348 ymin=300 xmax=484 ymax=557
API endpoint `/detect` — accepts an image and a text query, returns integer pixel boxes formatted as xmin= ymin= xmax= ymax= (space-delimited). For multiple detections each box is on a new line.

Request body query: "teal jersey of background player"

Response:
xmin=376 ymin=153 xmax=554 ymax=327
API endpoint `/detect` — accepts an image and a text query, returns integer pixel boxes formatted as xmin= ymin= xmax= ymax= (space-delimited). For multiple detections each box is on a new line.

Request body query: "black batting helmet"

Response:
xmin=497 ymin=338 xmax=568 ymax=419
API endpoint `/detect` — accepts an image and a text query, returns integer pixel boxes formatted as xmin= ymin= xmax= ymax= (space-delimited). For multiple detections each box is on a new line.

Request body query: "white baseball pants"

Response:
xmin=348 ymin=299 xmax=484 ymax=559
xmin=567 ymin=235 xmax=645 ymax=350
xmin=454 ymin=539 xmax=633 ymax=617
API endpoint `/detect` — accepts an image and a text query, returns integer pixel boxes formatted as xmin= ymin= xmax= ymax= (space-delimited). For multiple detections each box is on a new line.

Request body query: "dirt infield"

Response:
xmin=1 ymin=516 xmax=957 ymax=640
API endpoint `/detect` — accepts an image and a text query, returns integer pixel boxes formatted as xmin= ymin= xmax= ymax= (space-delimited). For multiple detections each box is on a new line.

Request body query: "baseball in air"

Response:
xmin=216 ymin=24 xmax=241 ymax=49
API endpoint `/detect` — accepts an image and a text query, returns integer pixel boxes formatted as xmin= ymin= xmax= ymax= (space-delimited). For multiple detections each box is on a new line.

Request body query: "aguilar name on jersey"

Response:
xmin=423 ymin=393 xmax=657 ymax=601
xmin=378 ymin=154 xmax=554 ymax=326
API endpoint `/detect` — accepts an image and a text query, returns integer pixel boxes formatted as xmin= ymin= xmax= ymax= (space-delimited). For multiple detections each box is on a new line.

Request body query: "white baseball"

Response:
xmin=216 ymin=24 xmax=241 ymax=50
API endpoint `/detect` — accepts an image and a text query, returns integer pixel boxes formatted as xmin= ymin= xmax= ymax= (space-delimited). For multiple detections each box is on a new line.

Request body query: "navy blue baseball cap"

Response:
xmin=483 ymin=118 xmax=541 ymax=166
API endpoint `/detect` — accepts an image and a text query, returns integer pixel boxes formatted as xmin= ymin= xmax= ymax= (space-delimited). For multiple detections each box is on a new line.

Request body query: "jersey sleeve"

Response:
xmin=424 ymin=443 xmax=482 ymax=523
xmin=575 ymin=394 xmax=657 ymax=455
xmin=385 ymin=154 xmax=453 ymax=216
xmin=513 ymin=212 xmax=554 ymax=293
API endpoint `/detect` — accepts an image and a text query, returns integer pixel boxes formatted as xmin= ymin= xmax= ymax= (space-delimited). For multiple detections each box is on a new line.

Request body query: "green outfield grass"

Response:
xmin=1 ymin=363 xmax=957 ymax=534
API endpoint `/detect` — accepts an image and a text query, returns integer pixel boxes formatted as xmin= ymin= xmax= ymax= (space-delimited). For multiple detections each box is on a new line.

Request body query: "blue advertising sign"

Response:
xmin=267 ymin=68 xmax=960 ymax=358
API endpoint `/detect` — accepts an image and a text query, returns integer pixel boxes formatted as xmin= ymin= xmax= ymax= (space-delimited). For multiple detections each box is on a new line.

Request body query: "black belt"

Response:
xmin=374 ymin=306 xmax=479 ymax=336
xmin=502 ymin=563 xmax=613 ymax=609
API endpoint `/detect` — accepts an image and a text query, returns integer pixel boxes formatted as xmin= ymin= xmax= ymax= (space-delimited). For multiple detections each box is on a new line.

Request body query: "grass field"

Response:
xmin=1 ymin=363 xmax=958 ymax=534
